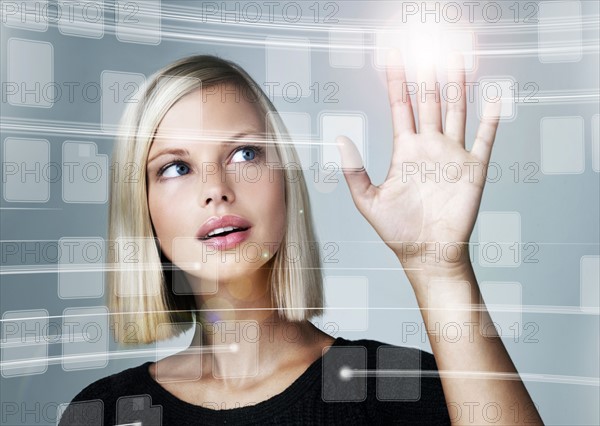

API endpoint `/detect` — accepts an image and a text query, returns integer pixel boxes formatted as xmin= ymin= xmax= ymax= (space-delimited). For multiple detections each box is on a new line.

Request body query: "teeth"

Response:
xmin=206 ymin=226 xmax=241 ymax=238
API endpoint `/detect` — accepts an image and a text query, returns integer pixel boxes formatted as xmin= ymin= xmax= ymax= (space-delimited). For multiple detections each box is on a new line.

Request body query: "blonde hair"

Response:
xmin=108 ymin=55 xmax=324 ymax=344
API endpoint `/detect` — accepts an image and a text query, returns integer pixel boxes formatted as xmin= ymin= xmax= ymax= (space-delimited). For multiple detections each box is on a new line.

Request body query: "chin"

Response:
xmin=179 ymin=256 xmax=272 ymax=279
xmin=167 ymin=239 xmax=279 ymax=279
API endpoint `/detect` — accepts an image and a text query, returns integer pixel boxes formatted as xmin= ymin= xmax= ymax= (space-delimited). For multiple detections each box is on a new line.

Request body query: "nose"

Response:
xmin=199 ymin=164 xmax=235 ymax=208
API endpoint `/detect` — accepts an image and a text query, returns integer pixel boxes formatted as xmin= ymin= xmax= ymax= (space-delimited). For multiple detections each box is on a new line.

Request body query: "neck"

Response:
xmin=179 ymin=262 xmax=325 ymax=383
xmin=186 ymin=259 xmax=277 ymax=332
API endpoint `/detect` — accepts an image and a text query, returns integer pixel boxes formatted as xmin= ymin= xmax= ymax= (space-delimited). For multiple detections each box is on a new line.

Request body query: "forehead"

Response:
xmin=154 ymin=82 xmax=266 ymax=145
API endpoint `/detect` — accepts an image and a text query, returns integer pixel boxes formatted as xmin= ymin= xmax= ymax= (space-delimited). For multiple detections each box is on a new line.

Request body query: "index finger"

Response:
xmin=471 ymin=100 xmax=501 ymax=164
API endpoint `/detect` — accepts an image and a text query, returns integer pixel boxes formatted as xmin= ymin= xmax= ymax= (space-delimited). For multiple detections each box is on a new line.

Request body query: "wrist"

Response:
xmin=395 ymin=241 xmax=472 ymax=272
xmin=395 ymin=242 xmax=475 ymax=301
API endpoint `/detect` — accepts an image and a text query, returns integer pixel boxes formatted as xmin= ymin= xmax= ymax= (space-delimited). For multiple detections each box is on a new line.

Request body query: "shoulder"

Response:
xmin=58 ymin=362 xmax=151 ymax=426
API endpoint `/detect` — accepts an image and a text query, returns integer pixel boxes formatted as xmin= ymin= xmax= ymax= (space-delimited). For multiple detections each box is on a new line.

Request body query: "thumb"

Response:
xmin=335 ymin=135 xmax=374 ymax=211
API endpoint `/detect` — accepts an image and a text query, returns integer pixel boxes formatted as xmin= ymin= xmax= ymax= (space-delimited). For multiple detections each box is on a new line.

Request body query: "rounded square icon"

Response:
xmin=62 ymin=141 xmax=109 ymax=203
xmin=58 ymin=237 xmax=105 ymax=299
xmin=376 ymin=346 xmax=422 ymax=401
xmin=6 ymin=38 xmax=54 ymax=108
xmin=62 ymin=306 xmax=109 ymax=371
xmin=1 ymin=309 xmax=49 ymax=377
xmin=477 ymin=211 xmax=522 ymax=268
xmin=3 ymin=137 xmax=51 ymax=202
xmin=477 ymin=77 xmax=516 ymax=122
xmin=538 ymin=1 xmax=582 ymax=63
xmin=322 ymin=346 xmax=367 ymax=402
xmin=540 ymin=116 xmax=585 ymax=174
xmin=580 ymin=256 xmax=600 ymax=312
xmin=592 ymin=114 xmax=599 ymax=173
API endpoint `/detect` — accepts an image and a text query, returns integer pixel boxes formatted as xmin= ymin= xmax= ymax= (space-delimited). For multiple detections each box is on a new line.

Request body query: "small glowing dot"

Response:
xmin=193 ymin=262 xmax=201 ymax=270
xmin=299 ymin=209 xmax=303 ymax=214
xmin=262 ymin=252 xmax=269 ymax=258
xmin=229 ymin=343 xmax=239 ymax=353
xmin=339 ymin=366 xmax=353 ymax=381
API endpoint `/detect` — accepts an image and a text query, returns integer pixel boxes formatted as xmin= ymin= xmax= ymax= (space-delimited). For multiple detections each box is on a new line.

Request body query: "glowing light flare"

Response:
xmin=408 ymin=24 xmax=443 ymax=69
xmin=339 ymin=366 xmax=353 ymax=381
xmin=374 ymin=6 xmax=476 ymax=79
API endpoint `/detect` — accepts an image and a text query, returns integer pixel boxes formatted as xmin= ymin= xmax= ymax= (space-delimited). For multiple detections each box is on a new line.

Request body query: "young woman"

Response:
xmin=59 ymin=53 xmax=543 ymax=425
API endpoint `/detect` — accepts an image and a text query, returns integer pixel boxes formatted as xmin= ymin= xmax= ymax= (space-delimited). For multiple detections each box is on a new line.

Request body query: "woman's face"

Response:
xmin=146 ymin=82 xmax=286 ymax=284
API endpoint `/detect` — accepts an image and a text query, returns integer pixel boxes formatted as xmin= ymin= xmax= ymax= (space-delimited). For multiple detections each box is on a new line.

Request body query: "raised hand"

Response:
xmin=336 ymin=49 xmax=501 ymax=264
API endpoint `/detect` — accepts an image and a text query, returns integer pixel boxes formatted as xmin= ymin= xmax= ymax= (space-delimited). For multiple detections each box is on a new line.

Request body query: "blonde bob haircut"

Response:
xmin=108 ymin=55 xmax=324 ymax=344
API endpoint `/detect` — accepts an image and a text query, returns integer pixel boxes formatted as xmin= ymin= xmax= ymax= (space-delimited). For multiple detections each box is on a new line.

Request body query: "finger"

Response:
xmin=336 ymin=135 xmax=374 ymax=213
xmin=444 ymin=52 xmax=467 ymax=146
xmin=471 ymin=100 xmax=501 ymax=165
xmin=416 ymin=60 xmax=443 ymax=134
xmin=385 ymin=49 xmax=416 ymax=140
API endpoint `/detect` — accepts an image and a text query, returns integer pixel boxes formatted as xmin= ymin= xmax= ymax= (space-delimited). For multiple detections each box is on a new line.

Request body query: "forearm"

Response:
xmin=399 ymin=247 xmax=543 ymax=425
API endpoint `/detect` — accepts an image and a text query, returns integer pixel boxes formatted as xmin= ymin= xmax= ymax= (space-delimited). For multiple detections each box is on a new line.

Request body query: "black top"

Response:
xmin=58 ymin=337 xmax=451 ymax=425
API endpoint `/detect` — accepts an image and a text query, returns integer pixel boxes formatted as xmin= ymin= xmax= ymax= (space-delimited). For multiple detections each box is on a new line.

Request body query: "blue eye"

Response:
xmin=231 ymin=145 xmax=262 ymax=163
xmin=160 ymin=162 xmax=190 ymax=178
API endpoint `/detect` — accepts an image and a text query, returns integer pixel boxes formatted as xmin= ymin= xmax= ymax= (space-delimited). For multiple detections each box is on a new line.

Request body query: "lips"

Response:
xmin=196 ymin=215 xmax=252 ymax=240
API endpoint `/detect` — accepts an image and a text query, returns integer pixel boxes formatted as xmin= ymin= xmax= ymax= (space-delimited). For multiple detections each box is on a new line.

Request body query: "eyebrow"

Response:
xmin=147 ymin=130 xmax=263 ymax=165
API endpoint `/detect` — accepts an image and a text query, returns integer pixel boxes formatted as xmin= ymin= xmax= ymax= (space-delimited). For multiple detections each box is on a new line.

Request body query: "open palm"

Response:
xmin=337 ymin=50 xmax=501 ymax=261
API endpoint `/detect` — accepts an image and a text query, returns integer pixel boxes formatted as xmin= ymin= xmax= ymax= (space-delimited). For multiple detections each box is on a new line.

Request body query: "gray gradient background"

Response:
xmin=1 ymin=1 xmax=599 ymax=425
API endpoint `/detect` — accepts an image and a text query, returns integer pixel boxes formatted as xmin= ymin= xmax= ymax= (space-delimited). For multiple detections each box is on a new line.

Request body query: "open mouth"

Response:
xmin=199 ymin=226 xmax=250 ymax=240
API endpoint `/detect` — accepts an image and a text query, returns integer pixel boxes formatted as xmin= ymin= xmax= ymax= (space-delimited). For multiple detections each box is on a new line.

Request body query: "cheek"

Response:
xmin=240 ymin=164 xmax=286 ymax=236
